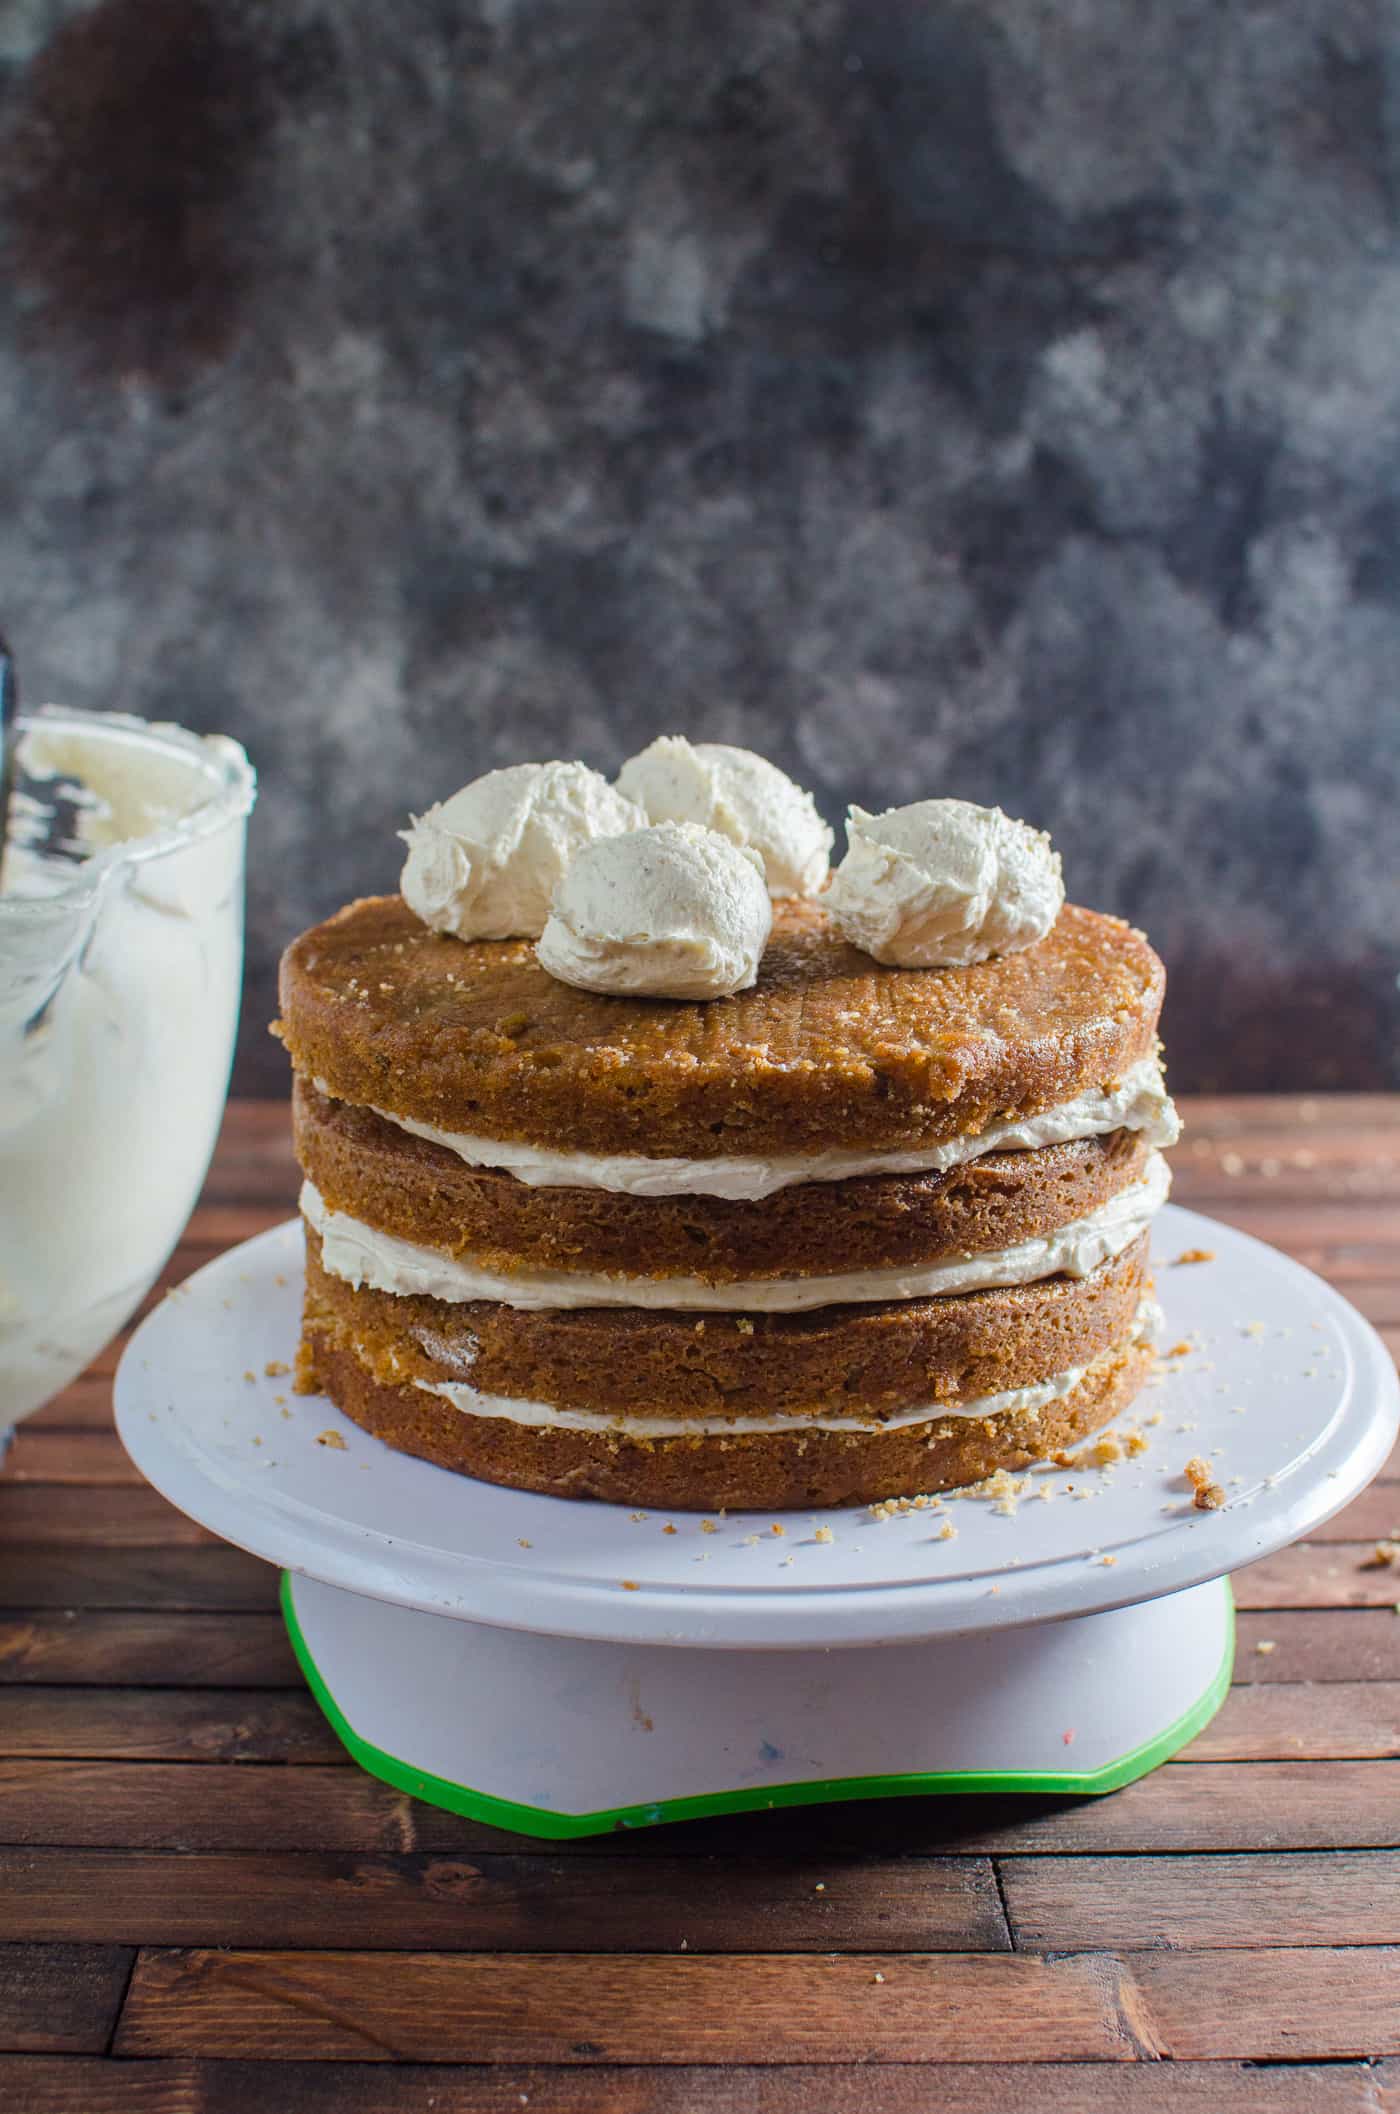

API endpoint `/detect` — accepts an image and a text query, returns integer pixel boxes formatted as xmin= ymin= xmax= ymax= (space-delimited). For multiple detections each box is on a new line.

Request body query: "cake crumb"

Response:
xmin=771 ymin=1523 xmax=785 ymax=1537
xmin=938 ymin=1522 xmax=957 ymax=1540
xmin=872 ymin=1972 xmax=885 ymax=1984
xmin=1363 ymin=1542 xmax=1399 ymax=1569
xmin=1092 ymin=1436 xmax=1123 ymax=1466
xmin=1099 ymin=1553 xmax=1118 ymax=1566
xmin=1184 ymin=1456 xmax=1226 ymax=1509
xmin=662 ymin=1524 xmax=677 ymax=1535
xmin=264 ymin=1360 xmax=291 ymax=1378
xmin=1165 ymin=1342 xmax=1193 ymax=1360
xmin=315 ymin=1429 xmax=347 ymax=1450
xmin=1254 ymin=1640 xmax=1277 ymax=1655
xmin=735 ymin=1317 xmax=754 ymax=1335
xmin=700 ymin=1520 xmax=719 ymax=1535
xmin=1124 ymin=1432 xmax=1150 ymax=1458
xmin=517 ymin=1537 xmax=532 ymax=1549
xmin=1172 ymin=1248 xmax=1215 ymax=1265
xmin=629 ymin=1512 xmax=648 ymax=1523
xmin=242 ymin=1370 xmax=256 ymax=1385
xmin=814 ymin=1525 xmax=835 ymax=1544
xmin=620 ymin=1580 xmax=640 ymax=1591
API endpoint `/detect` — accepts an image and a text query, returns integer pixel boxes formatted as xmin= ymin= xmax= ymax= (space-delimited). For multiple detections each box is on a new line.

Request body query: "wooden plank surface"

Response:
xmin=1001 ymin=1851 xmax=1400 ymax=1949
xmin=0 ymin=1849 xmax=1009 ymax=1953
xmin=1 ymin=1091 xmax=1397 ymax=2102
xmin=0 ymin=1944 xmax=133 ymax=2054
xmin=113 ymin=1947 xmax=1150 ymax=2062
xmin=3 ymin=2057 xmax=1390 ymax=2114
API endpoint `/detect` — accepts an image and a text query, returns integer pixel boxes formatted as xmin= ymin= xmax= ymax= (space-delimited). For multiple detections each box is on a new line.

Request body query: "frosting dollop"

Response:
xmin=399 ymin=762 xmax=644 ymax=940
xmin=617 ymin=735 xmax=832 ymax=897
xmin=536 ymin=821 xmax=772 ymax=999
xmin=825 ymin=798 xmax=1065 ymax=968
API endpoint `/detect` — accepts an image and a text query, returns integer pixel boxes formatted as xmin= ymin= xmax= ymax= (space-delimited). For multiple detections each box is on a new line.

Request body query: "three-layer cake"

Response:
xmin=279 ymin=891 xmax=1177 ymax=1510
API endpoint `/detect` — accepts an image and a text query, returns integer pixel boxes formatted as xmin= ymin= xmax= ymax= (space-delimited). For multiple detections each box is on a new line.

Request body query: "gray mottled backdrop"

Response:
xmin=2 ymin=0 xmax=1397 ymax=1093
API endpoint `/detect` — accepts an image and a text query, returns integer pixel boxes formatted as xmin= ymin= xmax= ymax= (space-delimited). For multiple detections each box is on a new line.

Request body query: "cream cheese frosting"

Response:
xmin=399 ymin=762 xmax=644 ymax=941
xmin=302 ymin=1152 xmax=1168 ymax=1313
xmin=536 ymin=820 xmax=772 ymax=1000
xmin=341 ymin=1053 xmax=1180 ymax=1202
xmin=825 ymin=798 xmax=1065 ymax=968
xmin=411 ymin=1301 xmax=1163 ymax=1437
xmin=616 ymin=735 xmax=834 ymax=898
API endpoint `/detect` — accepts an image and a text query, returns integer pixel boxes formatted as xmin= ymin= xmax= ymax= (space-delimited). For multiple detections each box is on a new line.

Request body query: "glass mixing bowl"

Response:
xmin=0 ymin=708 xmax=256 ymax=1434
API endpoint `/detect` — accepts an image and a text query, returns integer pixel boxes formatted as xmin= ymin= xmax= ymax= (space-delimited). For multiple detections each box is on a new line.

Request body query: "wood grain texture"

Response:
xmin=1233 ymin=1610 xmax=1400 ymax=1683
xmin=0 ymin=1430 xmax=142 ymax=1484
xmin=0 ymin=1548 xmax=279 ymax=1612
xmin=6 ymin=1758 xmax=1400 ymax=1856
xmin=1232 ymin=1544 xmax=1400 ymax=1609
xmin=1124 ymin=1946 xmax=1400 ymax=2059
xmin=2 ymin=2057 xmax=1390 ymax=2114
xmin=0 ymin=1486 xmax=217 ymax=1549
xmin=0 ymin=1944 xmax=133 ymax=2054
xmin=113 ymin=1948 xmax=1150 ymax=2062
xmin=1179 ymin=1681 xmax=1400 ymax=1760
xmin=0 ymin=1613 xmax=300 ymax=1688
xmin=1002 ymin=1851 xmax=1400 ymax=1950
xmin=0 ymin=1689 xmax=341 ymax=1764
xmin=0 ymin=1849 xmax=1008 ymax=1953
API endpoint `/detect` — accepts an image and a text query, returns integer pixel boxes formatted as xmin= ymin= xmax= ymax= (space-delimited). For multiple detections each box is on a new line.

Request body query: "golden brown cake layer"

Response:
xmin=294 ymin=1078 xmax=1153 ymax=1284
xmin=303 ymin=1227 xmax=1149 ymax=1419
xmin=299 ymin=1333 xmax=1154 ymax=1510
xmin=278 ymin=896 xmax=1165 ymax=1160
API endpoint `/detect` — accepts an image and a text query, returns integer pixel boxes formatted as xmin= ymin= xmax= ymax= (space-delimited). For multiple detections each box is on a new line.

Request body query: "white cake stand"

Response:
xmin=114 ymin=1204 xmax=1398 ymax=1839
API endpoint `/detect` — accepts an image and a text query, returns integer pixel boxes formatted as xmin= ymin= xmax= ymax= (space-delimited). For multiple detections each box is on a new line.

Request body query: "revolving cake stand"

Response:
xmin=115 ymin=1204 xmax=1398 ymax=1839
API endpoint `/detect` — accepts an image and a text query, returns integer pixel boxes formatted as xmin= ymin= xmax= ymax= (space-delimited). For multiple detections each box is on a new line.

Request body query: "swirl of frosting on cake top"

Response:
xmin=399 ymin=762 xmax=644 ymax=941
xmin=617 ymin=735 xmax=833 ymax=898
xmin=536 ymin=820 xmax=773 ymax=1000
xmin=824 ymin=798 xmax=1065 ymax=969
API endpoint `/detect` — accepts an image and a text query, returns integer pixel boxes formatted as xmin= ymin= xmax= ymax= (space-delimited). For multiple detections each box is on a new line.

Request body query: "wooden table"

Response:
xmin=2 ymin=1095 xmax=1398 ymax=2111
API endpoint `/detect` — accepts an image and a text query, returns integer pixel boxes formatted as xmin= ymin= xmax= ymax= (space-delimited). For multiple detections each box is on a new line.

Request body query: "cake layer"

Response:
xmin=301 ymin=1152 xmax=1167 ymax=1313
xmin=303 ymin=1227 xmax=1150 ymax=1418
xmin=278 ymin=895 xmax=1166 ymax=1161
xmin=299 ymin=1330 xmax=1156 ymax=1510
xmin=345 ymin=1053 xmax=1178 ymax=1200
xmin=294 ymin=1078 xmax=1156 ymax=1284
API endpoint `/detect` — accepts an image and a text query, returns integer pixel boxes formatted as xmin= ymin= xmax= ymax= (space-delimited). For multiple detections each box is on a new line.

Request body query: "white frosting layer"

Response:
xmin=412 ymin=1300 xmax=1163 ymax=1437
xmin=536 ymin=821 xmax=772 ymax=1000
xmin=303 ymin=1151 xmax=1168 ymax=1314
xmin=399 ymin=762 xmax=644 ymax=941
xmin=352 ymin=1053 xmax=1180 ymax=1202
xmin=825 ymin=798 xmax=1065 ymax=968
xmin=616 ymin=736 xmax=833 ymax=898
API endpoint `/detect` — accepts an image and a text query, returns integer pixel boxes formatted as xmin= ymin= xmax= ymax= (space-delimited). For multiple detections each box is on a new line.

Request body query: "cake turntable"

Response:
xmin=114 ymin=1202 xmax=1398 ymax=1839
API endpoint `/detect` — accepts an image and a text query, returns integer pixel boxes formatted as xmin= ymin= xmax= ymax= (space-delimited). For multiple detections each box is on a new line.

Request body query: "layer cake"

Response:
xmin=279 ymin=892 xmax=1177 ymax=1509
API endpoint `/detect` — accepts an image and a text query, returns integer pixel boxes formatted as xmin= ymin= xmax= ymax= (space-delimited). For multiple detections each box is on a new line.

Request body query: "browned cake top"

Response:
xmin=278 ymin=895 xmax=1165 ymax=1159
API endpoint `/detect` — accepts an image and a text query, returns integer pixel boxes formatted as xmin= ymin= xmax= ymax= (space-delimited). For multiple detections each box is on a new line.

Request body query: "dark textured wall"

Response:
xmin=2 ymin=0 xmax=1397 ymax=1094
